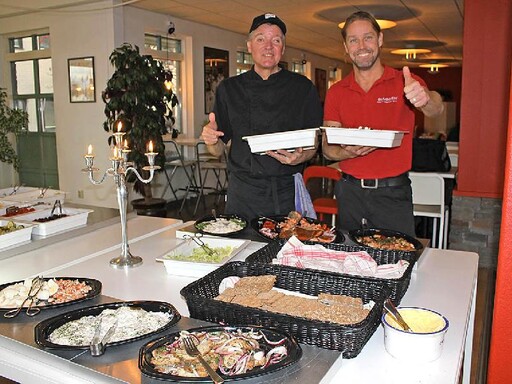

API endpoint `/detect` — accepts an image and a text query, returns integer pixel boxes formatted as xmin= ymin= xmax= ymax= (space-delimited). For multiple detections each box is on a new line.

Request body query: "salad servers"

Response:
xmin=182 ymin=336 xmax=224 ymax=383
xmin=4 ymin=277 xmax=44 ymax=318
xmin=384 ymin=299 xmax=413 ymax=332
xmin=183 ymin=233 xmax=218 ymax=257
xmin=90 ymin=318 xmax=118 ymax=356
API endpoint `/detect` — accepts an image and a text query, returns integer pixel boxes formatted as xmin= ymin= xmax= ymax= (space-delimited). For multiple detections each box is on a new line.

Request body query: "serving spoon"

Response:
xmin=384 ymin=299 xmax=413 ymax=332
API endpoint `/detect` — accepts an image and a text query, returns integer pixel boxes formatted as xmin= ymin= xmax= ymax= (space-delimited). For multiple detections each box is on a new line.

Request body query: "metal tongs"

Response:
xmin=50 ymin=200 xmax=62 ymax=217
xmin=38 ymin=187 xmax=50 ymax=198
xmin=4 ymin=277 xmax=44 ymax=318
xmin=8 ymin=185 xmax=23 ymax=196
xmin=183 ymin=233 xmax=218 ymax=257
xmin=90 ymin=317 xmax=118 ymax=356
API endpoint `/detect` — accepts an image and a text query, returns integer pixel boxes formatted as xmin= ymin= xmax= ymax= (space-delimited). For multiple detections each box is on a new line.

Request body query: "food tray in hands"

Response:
xmin=245 ymin=239 xmax=417 ymax=304
xmin=156 ymin=237 xmax=251 ymax=278
xmin=243 ymin=128 xmax=318 ymax=154
xmin=15 ymin=208 xmax=93 ymax=237
xmin=0 ymin=219 xmax=34 ymax=250
xmin=322 ymin=127 xmax=405 ymax=148
xmin=180 ymin=261 xmax=390 ymax=357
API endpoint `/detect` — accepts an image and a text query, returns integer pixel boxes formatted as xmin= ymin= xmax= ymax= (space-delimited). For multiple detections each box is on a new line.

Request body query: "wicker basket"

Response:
xmin=245 ymin=239 xmax=416 ymax=304
xmin=180 ymin=261 xmax=390 ymax=357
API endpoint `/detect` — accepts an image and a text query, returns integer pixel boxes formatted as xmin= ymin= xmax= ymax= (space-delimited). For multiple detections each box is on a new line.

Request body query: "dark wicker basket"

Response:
xmin=245 ymin=239 xmax=416 ymax=304
xmin=180 ymin=261 xmax=390 ymax=357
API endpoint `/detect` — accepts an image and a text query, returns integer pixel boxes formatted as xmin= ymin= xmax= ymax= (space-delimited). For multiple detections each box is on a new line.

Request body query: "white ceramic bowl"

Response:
xmin=382 ymin=306 xmax=449 ymax=362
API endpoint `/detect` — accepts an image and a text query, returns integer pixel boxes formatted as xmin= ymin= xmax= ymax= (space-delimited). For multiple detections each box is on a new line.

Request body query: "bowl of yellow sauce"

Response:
xmin=382 ymin=307 xmax=449 ymax=362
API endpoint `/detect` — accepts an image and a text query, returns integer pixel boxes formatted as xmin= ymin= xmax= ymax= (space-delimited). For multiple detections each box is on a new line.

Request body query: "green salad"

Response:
xmin=164 ymin=245 xmax=234 ymax=263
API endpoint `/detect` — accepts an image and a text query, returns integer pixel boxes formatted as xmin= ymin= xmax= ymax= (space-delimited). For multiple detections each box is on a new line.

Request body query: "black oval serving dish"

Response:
xmin=194 ymin=214 xmax=248 ymax=237
xmin=251 ymin=215 xmax=344 ymax=244
xmin=139 ymin=325 xmax=302 ymax=382
xmin=0 ymin=277 xmax=102 ymax=312
xmin=348 ymin=228 xmax=424 ymax=254
xmin=34 ymin=300 xmax=180 ymax=350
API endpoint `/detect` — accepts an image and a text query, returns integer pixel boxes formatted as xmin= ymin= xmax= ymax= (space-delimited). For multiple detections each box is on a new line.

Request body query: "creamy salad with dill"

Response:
xmin=196 ymin=217 xmax=246 ymax=234
xmin=48 ymin=306 xmax=172 ymax=346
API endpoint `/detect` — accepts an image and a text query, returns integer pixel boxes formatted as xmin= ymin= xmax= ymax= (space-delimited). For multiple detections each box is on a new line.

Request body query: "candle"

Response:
xmin=86 ymin=144 xmax=94 ymax=157
xmin=123 ymin=139 xmax=129 ymax=150
xmin=148 ymin=140 xmax=154 ymax=153
xmin=117 ymin=121 xmax=123 ymax=132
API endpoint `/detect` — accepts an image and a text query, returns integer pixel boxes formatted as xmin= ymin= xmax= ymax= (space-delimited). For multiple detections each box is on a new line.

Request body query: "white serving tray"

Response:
xmin=15 ymin=208 xmax=93 ymax=237
xmin=6 ymin=189 xmax=67 ymax=205
xmin=243 ymin=128 xmax=318 ymax=154
xmin=0 ymin=219 xmax=34 ymax=250
xmin=0 ymin=187 xmax=39 ymax=198
xmin=0 ymin=200 xmax=18 ymax=217
xmin=322 ymin=127 xmax=405 ymax=148
xmin=156 ymin=237 xmax=251 ymax=278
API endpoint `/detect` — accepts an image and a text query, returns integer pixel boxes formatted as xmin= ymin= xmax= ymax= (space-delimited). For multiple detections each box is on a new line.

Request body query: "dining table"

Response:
xmin=0 ymin=214 xmax=478 ymax=384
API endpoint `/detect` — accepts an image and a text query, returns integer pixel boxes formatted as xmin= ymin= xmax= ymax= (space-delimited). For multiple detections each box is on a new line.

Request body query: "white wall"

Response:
xmin=0 ymin=3 xmax=339 ymax=209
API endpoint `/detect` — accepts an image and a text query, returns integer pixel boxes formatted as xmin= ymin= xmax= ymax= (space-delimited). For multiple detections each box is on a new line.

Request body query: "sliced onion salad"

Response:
xmin=150 ymin=328 xmax=289 ymax=377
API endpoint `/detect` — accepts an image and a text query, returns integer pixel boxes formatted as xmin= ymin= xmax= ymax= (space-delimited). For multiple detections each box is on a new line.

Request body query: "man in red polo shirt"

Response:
xmin=323 ymin=11 xmax=444 ymax=236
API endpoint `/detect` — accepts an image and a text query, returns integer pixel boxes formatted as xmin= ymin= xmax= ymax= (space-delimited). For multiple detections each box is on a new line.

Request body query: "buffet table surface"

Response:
xmin=0 ymin=215 xmax=478 ymax=384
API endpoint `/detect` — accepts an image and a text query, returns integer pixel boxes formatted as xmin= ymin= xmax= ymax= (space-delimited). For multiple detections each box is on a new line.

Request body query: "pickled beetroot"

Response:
xmin=34 ymin=214 xmax=69 ymax=223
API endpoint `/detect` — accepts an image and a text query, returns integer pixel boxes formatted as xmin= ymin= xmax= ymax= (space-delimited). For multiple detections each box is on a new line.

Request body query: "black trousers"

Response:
xmin=225 ymin=172 xmax=295 ymax=223
xmin=334 ymin=177 xmax=416 ymax=237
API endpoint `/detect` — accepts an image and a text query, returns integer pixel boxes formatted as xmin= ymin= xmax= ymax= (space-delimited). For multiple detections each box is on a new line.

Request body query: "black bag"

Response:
xmin=412 ymin=138 xmax=451 ymax=172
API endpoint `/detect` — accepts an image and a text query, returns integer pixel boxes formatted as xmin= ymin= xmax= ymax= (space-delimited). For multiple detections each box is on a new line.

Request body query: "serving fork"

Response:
xmin=182 ymin=336 xmax=224 ymax=383
xmin=4 ymin=277 xmax=44 ymax=318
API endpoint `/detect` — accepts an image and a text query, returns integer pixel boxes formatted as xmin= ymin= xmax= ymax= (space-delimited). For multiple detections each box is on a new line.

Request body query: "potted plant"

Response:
xmin=102 ymin=43 xmax=178 ymax=216
xmin=0 ymin=88 xmax=28 ymax=171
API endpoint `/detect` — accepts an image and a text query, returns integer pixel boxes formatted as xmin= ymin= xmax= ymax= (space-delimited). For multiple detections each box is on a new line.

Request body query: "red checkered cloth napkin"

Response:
xmin=274 ymin=236 xmax=409 ymax=279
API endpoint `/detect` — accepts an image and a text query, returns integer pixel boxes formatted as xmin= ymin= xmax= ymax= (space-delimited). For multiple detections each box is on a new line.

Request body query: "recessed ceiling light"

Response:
xmin=338 ymin=19 xmax=397 ymax=30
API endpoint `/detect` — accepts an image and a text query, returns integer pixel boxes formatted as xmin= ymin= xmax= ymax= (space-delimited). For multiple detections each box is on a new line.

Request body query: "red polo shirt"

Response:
xmin=324 ymin=66 xmax=426 ymax=179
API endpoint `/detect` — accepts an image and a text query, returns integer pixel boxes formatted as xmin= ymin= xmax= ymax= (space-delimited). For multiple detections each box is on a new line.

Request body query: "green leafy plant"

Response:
xmin=0 ymin=88 xmax=28 ymax=171
xmin=102 ymin=43 xmax=179 ymax=198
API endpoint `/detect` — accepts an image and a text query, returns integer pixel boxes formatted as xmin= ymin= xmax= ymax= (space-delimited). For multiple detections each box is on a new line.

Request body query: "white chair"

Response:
xmin=409 ymin=172 xmax=450 ymax=249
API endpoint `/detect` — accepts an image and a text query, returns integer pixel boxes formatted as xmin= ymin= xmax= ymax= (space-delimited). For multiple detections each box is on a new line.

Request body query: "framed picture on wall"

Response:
xmin=68 ymin=57 xmax=96 ymax=103
xmin=204 ymin=47 xmax=229 ymax=114
xmin=315 ymin=68 xmax=327 ymax=103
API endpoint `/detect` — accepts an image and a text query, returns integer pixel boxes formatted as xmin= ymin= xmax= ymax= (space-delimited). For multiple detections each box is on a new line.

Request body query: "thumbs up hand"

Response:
xmin=403 ymin=66 xmax=430 ymax=108
xmin=201 ymin=112 xmax=224 ymax=145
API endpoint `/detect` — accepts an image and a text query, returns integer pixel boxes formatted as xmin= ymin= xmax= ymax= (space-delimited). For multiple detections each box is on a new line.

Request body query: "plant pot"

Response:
xmin=131 ymin=197 xmax=167 ymax=218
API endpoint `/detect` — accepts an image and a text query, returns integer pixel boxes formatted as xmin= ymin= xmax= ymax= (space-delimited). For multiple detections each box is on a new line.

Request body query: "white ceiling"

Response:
xmin=0 ymin=0 xmax=464 ymax=68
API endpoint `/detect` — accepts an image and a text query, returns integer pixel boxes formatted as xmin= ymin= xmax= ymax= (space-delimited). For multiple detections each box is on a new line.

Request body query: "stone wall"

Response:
xmin=449 ymin=196 xmax=502 ymax=268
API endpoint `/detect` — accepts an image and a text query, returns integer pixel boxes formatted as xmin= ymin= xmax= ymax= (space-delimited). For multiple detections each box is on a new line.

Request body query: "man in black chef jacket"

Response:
xmin=201 ymin=13 xmax=323 ymax=222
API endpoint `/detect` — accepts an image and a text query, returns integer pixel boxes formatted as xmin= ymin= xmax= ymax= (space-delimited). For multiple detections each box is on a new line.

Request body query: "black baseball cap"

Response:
xmin=249 ymin=13 xmax=287 ymax=35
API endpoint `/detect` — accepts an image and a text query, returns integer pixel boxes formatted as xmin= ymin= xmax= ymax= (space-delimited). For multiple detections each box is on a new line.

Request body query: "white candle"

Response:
xmin=148 ymin=140 xmax=154 ymax=153
xmin=87 ymin=144 xmax=93 ymax=156
xmin=117 ymin=121 xmax=123 ymax=132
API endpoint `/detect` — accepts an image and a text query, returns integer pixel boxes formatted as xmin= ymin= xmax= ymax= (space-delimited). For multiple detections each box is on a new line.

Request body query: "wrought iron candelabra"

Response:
xmin=82 ymin=129 xmax=160 ymax=269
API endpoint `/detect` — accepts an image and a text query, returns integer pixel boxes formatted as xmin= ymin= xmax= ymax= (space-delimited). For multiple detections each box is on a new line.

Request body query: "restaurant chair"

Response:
xmin=193 ymin=141 xmax=228 ymax=215
xmin=161 ymin=140 xmax=199 ymax=214
xmin=409 ymin=172 xmax=449 ymax=249
xmin=303 ymin=164 xmax=342 ymax=226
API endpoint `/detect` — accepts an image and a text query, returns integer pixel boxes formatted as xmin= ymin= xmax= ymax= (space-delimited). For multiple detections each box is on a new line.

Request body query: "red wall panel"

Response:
xmin=457 ymin=0 xmax=512 ymax=198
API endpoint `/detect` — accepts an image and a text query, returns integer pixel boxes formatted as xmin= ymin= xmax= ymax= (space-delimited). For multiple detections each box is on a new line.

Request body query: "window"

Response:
xmin=145 ymin=34 xmax=183 ymax=132
xmin=236 ymin=51 xmax=253 ymax=75
xmin=9 ymin=34 xmax=54 ymax=132
xmin=292 ymin=62 xmax=305 ymax=75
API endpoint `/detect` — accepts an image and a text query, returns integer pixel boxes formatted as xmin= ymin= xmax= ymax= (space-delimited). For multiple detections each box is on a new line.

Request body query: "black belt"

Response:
xmin=342 ymin=172 xmax=409 ymax=189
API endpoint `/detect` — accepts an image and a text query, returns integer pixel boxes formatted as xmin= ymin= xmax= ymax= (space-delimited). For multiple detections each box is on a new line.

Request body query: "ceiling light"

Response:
xmin=338 ymin=19 xmax=397 ymax=30
xmin=391 ymin=48 xmax=431 ymax=60
xmin=419 ymin=63 xmax=449 ymax=74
